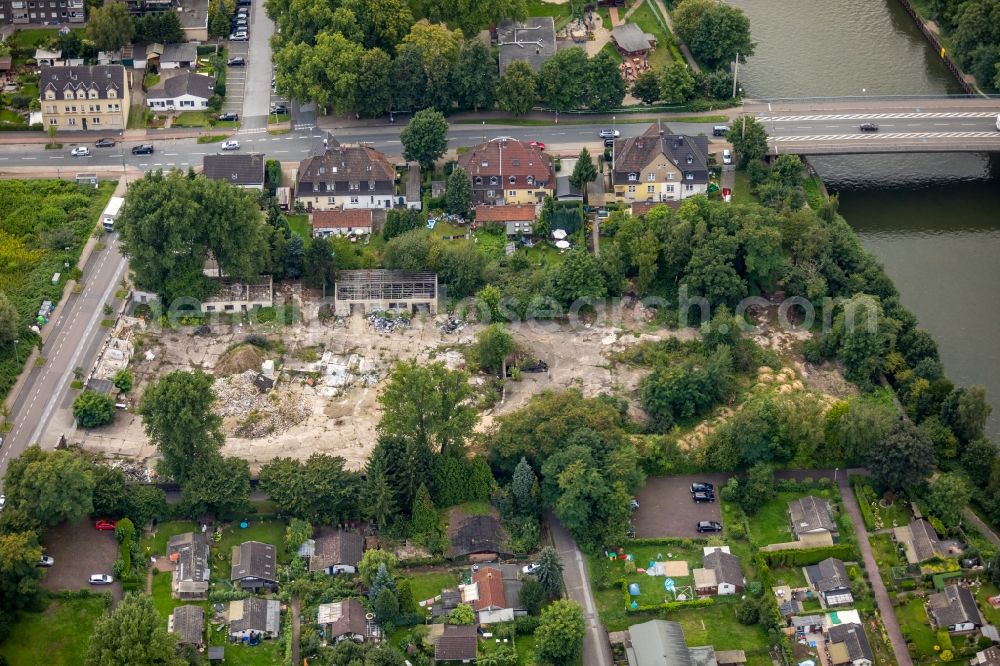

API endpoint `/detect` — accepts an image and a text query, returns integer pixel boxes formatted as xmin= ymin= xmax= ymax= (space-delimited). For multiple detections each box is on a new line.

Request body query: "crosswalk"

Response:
xmin=772 ymin=131 xmax=1000 ymax=142
xmin=759 ymin=112 xmax=999 ymax=122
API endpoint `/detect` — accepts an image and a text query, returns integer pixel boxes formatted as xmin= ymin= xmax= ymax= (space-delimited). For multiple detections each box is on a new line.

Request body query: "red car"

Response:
xmin=529 ymin=141 xmax=545 ymax=150
xmin=95 ymin=519 xmax=117 ymax=531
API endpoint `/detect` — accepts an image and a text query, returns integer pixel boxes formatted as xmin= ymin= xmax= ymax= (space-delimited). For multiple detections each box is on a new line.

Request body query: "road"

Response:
xmin=547 ymin=512 xmax=613 ymax=666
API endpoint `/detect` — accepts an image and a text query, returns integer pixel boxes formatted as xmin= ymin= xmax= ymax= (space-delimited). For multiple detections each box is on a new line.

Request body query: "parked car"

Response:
xmin=237 ymin=0 xmax=250 ymax=5
xmin=271 ymin=104 xmax=287 ymax=115
xmin=232 ymin=19 xmax=248 ymax=28
xmin=599 ymin=129 xmax=620 ymax=138
xmin=630 ymin=498 xmax=640 ymax=510
xmin=94 ymin=519 xmax=117 ymax=531
xmin=859 ymin=122 xmax=879 ymax=132
xmin=227 ymin=57 xmax=246 ymax=66
xmin=70 ymin=146 xmax=90 ymax=156
xmin=712 ymin=125 xmax=729 ymax=137
xmin=722 ymin=149 xmax=732 ymax=165
xmin=131 ymin=144 xmax=154 ymax=155
xmin=522 ymin=563 xmax=540 ymax=575
xmin=221 ymin=140 xmax=240 ymax=151
xmin=89 ymin=574 xmax=113 ymax=585
xmin=696 ymin=520 xmax=722 ymax=533
xmin=37 ymin=555 xmax=54 ymax=567
xmin=690 ymin=482 xmax=714 ymax=493
xmin=692 ymin=491 xmax=716 ymax=503
xmin=94 ymin=138 xmax=116 ymax=147
xmin=528 ymin=141 xmax=545 ymax=150
xmin=230 ymin=31 xmax=248 ymax=41
xmin=218 ymin=113 xmax=239 ymax=122
xmin=236 ymin=6 xmax=249 ymax=14
xmin=604 ymin=138 xmax=615 ymax=148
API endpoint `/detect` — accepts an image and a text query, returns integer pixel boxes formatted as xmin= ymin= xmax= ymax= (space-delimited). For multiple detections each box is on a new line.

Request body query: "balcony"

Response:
xmin=68 ymin=10 xmax=84 ymax=20
xmin=68 ymin=0 xmax=83 ymax=7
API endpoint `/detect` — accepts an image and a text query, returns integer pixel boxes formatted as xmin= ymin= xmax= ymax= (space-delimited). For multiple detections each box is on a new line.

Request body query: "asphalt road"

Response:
xmin=241 ymin=0 xmax=275 ymax=130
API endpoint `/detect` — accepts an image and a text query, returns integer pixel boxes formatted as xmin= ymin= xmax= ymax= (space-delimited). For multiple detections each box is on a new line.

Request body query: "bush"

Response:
xmin=72 ymin=391 xmax=115 ymax=428
xmin=514 ymin=615 xmax=540 ymax=635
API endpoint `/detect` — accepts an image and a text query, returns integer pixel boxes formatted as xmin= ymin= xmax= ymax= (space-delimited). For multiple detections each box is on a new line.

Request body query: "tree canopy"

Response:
xmin=534 ymin=600 xmax=586 ymax=664
xmin=3 ymin=445 xmax=94 ymax=528
xmin=673 ymin=0 xmax=755 ymax=69
xmin=84 ymin=593 xmax=183 ymax=666
xmin=86 ymin=1 xmax=135 ymax=52
xmin=400 ymin=109 xmax=449 ymax=170
xmin=259 ymin=454 xmax=362 ymax=523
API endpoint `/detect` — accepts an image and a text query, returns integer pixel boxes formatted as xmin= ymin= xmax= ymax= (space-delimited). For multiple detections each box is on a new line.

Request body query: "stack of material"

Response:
xmin=214 ymin=370 xmax=311 ymax=438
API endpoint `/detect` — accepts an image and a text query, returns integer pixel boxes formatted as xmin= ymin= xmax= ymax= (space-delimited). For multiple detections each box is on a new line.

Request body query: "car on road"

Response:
xmin=218 ymin=113 xmax=239 ymax=122
xmin=528 ymin=141 xmax=545 ymax=150
xmin=70 ymin=146 xmax=90 ymax=156
xmin=712 ymin=125 xmax=729 ymax=137
xmin=94 ymin=519 xmax=117 ymax=531
xmin=227 ymin=57 xmax=246 ymax=66
xmin=696 ymin=520 xmax=722 ymax=533
xmin=94 ymin=138 xmax=116 ymax=148
xmin=271 ymin=104 xmax=287 ymax=115
xmin=722 ymin=149 xmax=732 ymax=165
xmin=522 ymin=563 xmax=540 ymax=575
xmin=690 ymin=482 xmax=714 ymax=493
xmin=230 ymin=31 xmax=248 ymax=41
xmin=89 ymin=574 xmax=113 ymax=585
xmin=222 ymin=140 xmax=241 ymax=151
xmin=38 ymin=555 xmax=54 ymax=567
xmin=599 ymin=129 xmax=620 ymax=138
xmin=859 ymin=122 xmax=879 ymax=132
xmin=131 ymin=144 xmax=154 ymax=155
xmin=692 ymin=491 xmax=716 ymax=503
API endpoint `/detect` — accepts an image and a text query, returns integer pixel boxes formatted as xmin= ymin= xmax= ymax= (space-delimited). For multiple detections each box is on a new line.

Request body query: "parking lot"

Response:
xmin=632 ymin=473 xmax=730 ymax=539
xmin=222 ymin=41 xmax=249 ymax=117
xmin=40 ymin=517 xmax=122 ymax=601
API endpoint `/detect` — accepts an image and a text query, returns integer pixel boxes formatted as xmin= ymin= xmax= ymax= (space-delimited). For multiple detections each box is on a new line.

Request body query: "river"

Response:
xmin=724 ymin=0 xmax=1000 ymax=437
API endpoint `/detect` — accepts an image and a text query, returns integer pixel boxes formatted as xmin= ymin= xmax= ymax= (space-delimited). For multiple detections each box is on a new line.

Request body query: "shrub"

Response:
xmin=72 ymin=391 xmax=115 ymax=428
xmin=514 ymin=615 xmax=540 ymax=635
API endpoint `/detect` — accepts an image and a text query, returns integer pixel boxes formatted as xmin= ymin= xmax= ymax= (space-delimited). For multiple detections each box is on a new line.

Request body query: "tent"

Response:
xmin=628 ymin=583 xmax=641 ymax=596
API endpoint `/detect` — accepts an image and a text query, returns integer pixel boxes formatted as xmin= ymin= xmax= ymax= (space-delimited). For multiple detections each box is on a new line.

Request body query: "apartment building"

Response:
xmin=40 ymin=65 xmax=130 ymax=131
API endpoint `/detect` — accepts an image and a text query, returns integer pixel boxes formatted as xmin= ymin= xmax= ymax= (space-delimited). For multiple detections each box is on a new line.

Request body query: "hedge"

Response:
xmin=757 ymin=543 xmax=857 ymax=567
xmin=622 ymin=580 xmax=715 ymax=613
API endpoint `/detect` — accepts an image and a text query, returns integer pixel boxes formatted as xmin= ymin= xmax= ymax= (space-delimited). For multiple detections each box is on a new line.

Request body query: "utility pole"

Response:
xmin=732 ymin=53 xmax=739 ymax=98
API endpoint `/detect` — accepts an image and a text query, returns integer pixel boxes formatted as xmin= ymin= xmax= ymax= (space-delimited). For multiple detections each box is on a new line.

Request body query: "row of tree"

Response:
xmin=921 ymin=0 xmax=1000 ymax=92
xmin=84 ymin=1 xmax=185 ymax=53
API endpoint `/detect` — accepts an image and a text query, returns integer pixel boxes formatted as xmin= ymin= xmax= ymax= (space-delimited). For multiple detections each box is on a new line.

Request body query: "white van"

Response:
xmin=101 ymin=196 xmax=124 ymax=232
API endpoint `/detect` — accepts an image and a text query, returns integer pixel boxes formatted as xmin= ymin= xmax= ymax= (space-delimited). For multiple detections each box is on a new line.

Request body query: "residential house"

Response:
xmin=610 ymin=23 xmax=656 ymax=56
xmin=555 ymin=173 xmax=583 ymax=201
xmin=308 ymin=531 xmax=364 ymax=575
xmin=612 ymin=123 xmax=709 ymax=203
xmin=435 ymin=624 xmax=477 ymax=663
xmin=295 ymin=143 xmax=397 ymax=211
xmin=624 ymin=619 xmax=719 ymax=666
xmin=972 ymin=647 xmax=1000 ymax=666
xmin=457 ymin=137 xmax=555 ymax=206
xmin=790 ymin=614 xmax=824 ymax=635
xmin=160 ymin=42 xmax=197 ymax=69
xmin=146 ymin=71 xmax=215 ymax=111
xmin=168 ymin=605 xmax=205 ymax=648
xmin=469 ymin=565 xmax=525 ymax=624
xmin=788 ymin=496 xmax=839 ymax=542
xmin=431 ymin=588 xmax=462 ymax=619
xmin=231 ymin=541 xmax=278 ymax=591
xmin=827 ymin=623 xmax=874 ymax=666
xmin=446 ymin=512 xmax=513 ymax=561
xmin=496 ymin=17 xmax=557 ymax=75
xmin=928 ymin=583 xmax=983 ymax=634
xmin=167 ymin=532 xmax=210 ymax=600
xmin=893 ymin=518 xmax=943 ymax=565
xmin=228 ymin=597 xmax=280 ymax=639
xmin=35 ymin=49 xmax=62 ymax=66
xmin=473 ymin=204 xmax=537 ymax=237
xmin=202 ymin=153 xmax=266 ymax=190
xmin=40 ymin=65 xmax=130 ymax=131
xmin=316 ymin=598 xmax=378 ymax=643
xmin=805 ymin=558 xmax=854 ymax=607
xmin=3 ymin=0 xmax=83 ymax=25
xmin=693 ymin=547 xmax=745 ymax=596
xmin=311 ymin=210 xmax=374 ymax=238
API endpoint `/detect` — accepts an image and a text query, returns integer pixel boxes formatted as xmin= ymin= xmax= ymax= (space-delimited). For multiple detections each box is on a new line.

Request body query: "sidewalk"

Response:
xmin=0 ymin=127 xmax=230 ymax=146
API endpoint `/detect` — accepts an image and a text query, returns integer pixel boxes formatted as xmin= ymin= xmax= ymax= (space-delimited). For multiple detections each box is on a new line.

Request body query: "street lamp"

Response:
xmin=12 ymin=339 xmax=18 ymax=366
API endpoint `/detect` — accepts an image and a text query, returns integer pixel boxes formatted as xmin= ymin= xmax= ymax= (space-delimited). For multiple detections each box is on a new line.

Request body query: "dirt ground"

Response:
xmin=632 ymin=474 xmax=729 ymax=539
xmin=40 ymin=517 xmax=122 ymax=601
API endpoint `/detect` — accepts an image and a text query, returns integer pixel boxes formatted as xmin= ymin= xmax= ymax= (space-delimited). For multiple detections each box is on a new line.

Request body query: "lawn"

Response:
xmin=0 ymin=595 xmax=107 ymax=665
xmin=480 ymin=634 xmax=536 ymax=665
xmin=977 ymin=582 xmax=1000 ymax=628
xmin=9 ymin=28 xmax=59 ymax=49
xmin=287 ymin=214 xmax=311 ymax=242
xmin=589 ymin=541 xmax=705 ymax=615
xmin=629 ymin=1 xmax=675 ymax=69
xmin=770 ymin=566 xmax=808 ymax=589
xmin=0 ymin=108 xmax=25 ymax=125
xmin=731 ymin=169 xmax=756 ymax=205
xmin=746 ymin=488 xmax=839 ymax=547
xmin=896 ymin=596 xmax=939 ymax=663
xmin=670 ymin=601 xmax=771 ymax=662
xmin=208 ymin=627 xmax=282 ymax=666
xmin=141 ymin=520 xmax=200 ymax=557
xmin=404 ymin=570 xmax=460 ymax=604
xmin=173 ymin=111 xmax=209 ymax=128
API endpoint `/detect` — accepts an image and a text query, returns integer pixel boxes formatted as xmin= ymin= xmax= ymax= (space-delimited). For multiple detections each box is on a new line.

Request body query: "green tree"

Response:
xmin=341 ymin=0 xmax=414 ymax=52
xmin=283 ymin=520 xmax=313 ymax=554
xmin=438 ymin=242 xmax=488 ymax=298
xmin=378 ymin=361 xmax=476 ymax=455
xmin=727 ymin=116 xmax=769 ymax=169
xmin=535 ymin=545 xmax=564 ymax=597
xmin=770 ymin=154 xmax=804 ymax=187
xmin=84 ymin=593 xmax=183 ymax=666
xmin=550 ymin=248 xmax=607 ymax=305
xmin=356 ymin=48 xmax=394 ymax=118
xmin=374 ymin=588 xmax=400 ymax=631
xmin=138 ymin=370 xmax=224 ymax=485
xmin=180 ymin=455 xmax=251 ymax=517
xmin=401 ymin=109 xmax=449 ymax=171
xmin=822 ymin=397 xmax=896 ymax=466
xmin=73 ymin=391 xmax=115 ymax=428
xmin=510 ymin=457 xmax=538 ymax=515
xmin=569 ymin=147 xmax=597 ymax=206
xmin=940 ymin=386 xmax=992 ymax=443
xmin=659 ymin=61 xmax=696 ymax=103
xmin=0 ymin=291 xmax=18 ymax=347
xmin=125 ymin=485 xmax=166 ymax=528
xmin=537 ymin=47 xmax=589 ymax=112
xmin=961 ymin=437 xmax=997 ymax=489
xmin=587 ymin=49 xmax=626 ymax=111
xmin=447 ymin=602 xmax=476 ymax=625
xmin=446 ymin=165 xmax=473 ymax=217
xmin=391 ymin=44 xmax=428 ymax=112
xmin=475 ymin=324 xmax=514 ymax=374
xmin=86 ymin=0 xmax=134 ymax=52
xmin=363 ymin=646 xmax=408 ymax=666
xmin=736 ymin=462 xmax=774 ymax=514
xmin=258 ymin=454 xmax=361 ymax=523
xmin=112 ymin=368 xmax=133 ymax=393
xmin=454 ymin=39 xmax=498 ymax=111
xmin=534 ymin=600 xmax=585 ymax=664
xmin=410 ymin=483 xmax=439 ymax=539
xmin=3 ymin=445 xmax=94 ymax=528
xmin=868 ymin=420 xmax=936 ymax=492
xmin=518 ymin=577 xmax=547 ymax=615
xmin=91 ymin=464 xmax=129 ymax=519
xmin=674 ymin=0 xmax=755 ymax=70
xmin=368 ymin=563 xmax=397 ymax=601
xmin=824 ymin=294 xmax=899 ymax=386
xmin=382 ymin=208 xmax=426 ymax=242
xmin=496 ymin=60 xmax=537 ymax=116
xmin=302 ymin=235 xmax=336 ymax=291
xmin=632 ymin=69 xmax=662 ymax=104
xmin=274 ymin=33 xmax=363 ymax=114
xmin=208 ymin=0 xmax=234 ymax=39
xmin=0 ymin=532 xmax=42 ymax=612
xmin=364 ymin=463 xmax=397 ymax=529
xmin=358 ymin=550 xmax=398 ymax=587
xmin=927 ymin=472 xmax=972 ymax=527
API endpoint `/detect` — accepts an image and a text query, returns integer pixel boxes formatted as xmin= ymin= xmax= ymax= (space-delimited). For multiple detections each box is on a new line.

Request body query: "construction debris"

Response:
xmin=213 ymin=370 xmax=311 ymax=438
xmin=367 ymin=312 xmax=409 ymax=333
xmin=438 ymin=315 xmax=464 ymax=334
xmin=105 ymin=457 xmax=153 ymax=483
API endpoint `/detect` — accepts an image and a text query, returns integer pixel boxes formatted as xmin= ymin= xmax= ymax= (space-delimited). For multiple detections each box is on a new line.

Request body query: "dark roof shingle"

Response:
xmin=435 ymin=624 xmax=477 ymax=661
xmin=788 ymin=496 xmax=836 ymax=537
xmin=612 ymin=123 xmax=709 ymax=187
xmin=929 ymin=584 xmax=982 ymax=628
xmin=231 ymin=541 xmax=277 ymax=583
xmin=170 ymin=605 xmax=205 ymax=646
xmin=40 ymin=65 xmax=125 ymax=99
xmin=147 ymin=71 xmax=215 ymax=100
xmin=828 ymin=623 xmax=874 ymax=663
xmin=203 ymin=153 xmax=265 ymax=186
xmin=703 ymin=548 xmax=743 ymax=587
xmin=308 ymin=531 xmax=364 ymax=571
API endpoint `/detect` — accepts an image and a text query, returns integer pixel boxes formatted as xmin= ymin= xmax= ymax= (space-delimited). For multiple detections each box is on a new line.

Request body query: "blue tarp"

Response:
xmin=628 ymin=583 xmax=641 ymax=596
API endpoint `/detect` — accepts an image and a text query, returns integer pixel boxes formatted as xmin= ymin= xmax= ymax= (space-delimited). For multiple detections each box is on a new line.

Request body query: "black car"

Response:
xmin=131 ymin=144 xmax=154 ymax=155
xmin=94 ymin=138 xmax=116 ymax=147
xmin=696 ymin=521 xmax=722 ymax=533
xmin=859 ymin=122 xmax=879 ymax=132
xmin=227 ymin=57 xmax=246 ymax=66
xmin=693 ymin=491 xmax=715 ymax=503
xmin=272 ymin=104 xmax=287 ymax=115
xmin=690 ymin=482 xmax=715 ymax=493
xmin=218 ymin=113 xmax=239 ymax=122
xmin=603 ymin=138 xmax=615 ymax=148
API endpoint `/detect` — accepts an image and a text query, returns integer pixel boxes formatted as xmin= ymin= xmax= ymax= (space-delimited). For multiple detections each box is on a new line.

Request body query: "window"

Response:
xmin=327 ymin=196 xmax=335 ymax=204
xmin=647 ymin=172 xmax=656 ymax=181
xmin=48 ymin=118 xmax=58 ymax=125
xmin=508 ymin=176 xmax=515 ymax=184
xmin=318 ymin=167 xmax=325 ymax=175
xmin=627 ymin=185 xmax=636 ymax=193
xmin=368 ymin=182 xmax=375 ymax=191
xmin=109 ymin=104 xmax=119 ymax=112
xmin=46 ymin=91 xmax=55 ymax=100
xmin=365 ymin=165 xmax=372 ymax=172
xmin=508 ymin=190 xmax=516 ymax=196
xmin=511 ymin=159 xmax=519 ymax=166
xmin=686 ymin=154 xmax=693 ymax=164
xmin=206 ymin=305 xmax=216 ymax=311
xmin=474 ymin=177 xmax=482 ymax=185
xmin=487 ymin=190 xmax=495 ymax=197
xmin=64 ymin=91 xmax=73 ymax=100
xmin=89 ymin=90 xmax=97 ymax=99
xmin=526 ymin=176 xmax=534 ymax=185
xmin=685 ymin=184 xmax=694 ymax=191
xmin=627 ymin=173 xmax=638 ymax=182
xmin=224 ymin=304 xmax=234 ymax=311
xmin=349 ymin=182 xmax=359 ymax=191
xmin=350 ymin=196 xmax=359 ymax=204
xmin=665 ymin=185 xmax=674 ymax=193
xmin=685 ymin=172 xmax=694 ymax=180
xmin=647 ymin=185 xmax=655 ymax=193
xmin=91 ymin=117 xmax=100 ymax=124
xmin=490 ymin=176 xmax=498 ymax=185
xmin=667 ymin=172 xmax=675 ymax=180
xmin=108 ymin=90 xmax=116 ymax=98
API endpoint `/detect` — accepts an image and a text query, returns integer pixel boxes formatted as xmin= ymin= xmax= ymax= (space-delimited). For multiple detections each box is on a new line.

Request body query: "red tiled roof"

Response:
xmin=312 ymin=209 xmax=374 ymax=229
xmin=474 ymin=204 xmax=536 ymax=223
xmin=472 ymin=566 xmax=507 ymax=611
xmin=457 ymin=138 xmax=554 ymax=190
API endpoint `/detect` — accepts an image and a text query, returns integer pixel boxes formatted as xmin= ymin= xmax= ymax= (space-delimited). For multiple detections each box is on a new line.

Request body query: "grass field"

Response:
xmin=287 ymin=214 xmax=311 ymax=242
xmin=670 ymin=601 xmax=771 ymax=664
xmin=630 ymin=1 xmax=674 ymax=70
xmin=405 ymin=570 xmax=461 ymax=604
xmin=731 ymin=169 xmax=756 ymax=205
xmin=896 ymin=596 xmax=939 ymax=662
xmin=588 ymin=542 xmax=705 ymax=617
xmin=748 ymin=488 xmax=838 ymax=546
xmin=0 ymin=595 xmax=107 ymax=665
xmin=141 ymin=520 xmax=200 ymax=557
xmin=208 ymin=626 xmax=282 ymax=666
xmin=9 ymin=28 xmax=59 ymax=49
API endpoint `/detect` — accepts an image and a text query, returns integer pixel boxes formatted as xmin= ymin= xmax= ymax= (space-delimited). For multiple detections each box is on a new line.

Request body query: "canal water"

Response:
xmin=725 ymin=0 xmax=1000 ymax=437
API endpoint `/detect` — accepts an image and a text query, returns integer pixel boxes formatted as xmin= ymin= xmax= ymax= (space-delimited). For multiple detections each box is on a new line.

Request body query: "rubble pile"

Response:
xmin=313 ymin=352 xmax=379 ymax=396
xmin=106 ymin=458 xmax=152 ymax=482
xmin=367 ymin=312 xmax=409 ymax=333
xmin=437 ymin=315 xmax=464 ymax=334
xmin=214 ymin=370 xmax=311 ymax=438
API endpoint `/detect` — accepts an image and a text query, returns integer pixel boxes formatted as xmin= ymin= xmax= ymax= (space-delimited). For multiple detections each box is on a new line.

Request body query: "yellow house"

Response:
xmin=457 ymin=138 xmax=555 ymax=206
xmin=40 ymin=65 xmax=130 ymax=132
xmin=612 ymin=123 xmax=709 ymax=203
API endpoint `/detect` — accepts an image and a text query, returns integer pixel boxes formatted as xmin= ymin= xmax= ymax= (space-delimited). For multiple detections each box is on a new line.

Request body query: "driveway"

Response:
xmin=40 ymin=517 xmax=123 ymax=602
xmin=239 ymin=0 xmax=276 ymax=130
xmin=547 ymin=512 xmax=612 ymax=666
xmin=632 ymin=474 xmax=728 ymax=538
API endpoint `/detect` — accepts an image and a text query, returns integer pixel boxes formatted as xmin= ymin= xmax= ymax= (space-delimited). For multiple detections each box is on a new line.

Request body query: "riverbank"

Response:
xmin=891 ymin=0 xmax=984 ymax=95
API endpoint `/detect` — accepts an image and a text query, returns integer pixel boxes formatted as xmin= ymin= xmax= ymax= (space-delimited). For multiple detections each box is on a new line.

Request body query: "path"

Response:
xmin=291 ymin=597 xmax=301 ymax=666
xmin=649 ymin=0 xmax=701 ymax=74
xmin=620 ymin=0 xmax=643 ymax=23
xmin=963 ymin=508 xmax=1000 ymax=548
xmin=608 ymin=5 xmax=621 ymax=26
xmin=838 ymin=478 xmax=913 ymax=666
xmin=547 ymin=512 xmax=612 ymax=666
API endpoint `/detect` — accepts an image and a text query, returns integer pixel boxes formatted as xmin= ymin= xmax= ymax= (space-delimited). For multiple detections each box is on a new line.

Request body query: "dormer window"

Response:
xmin=318 ymin=167 xmax=325 ymax=175
xmin=108 ymin=89 xmax=116 ymax=98
xmin=490 ymin=176 xmax=498 ymax=185
xmin=366 ymin=165 xmax=372 ymax=172
xmin=63 ymin=91 xmax=73 ymax=100
xmin=474 ymin=177 xmax=482 ymax=185
xmin=686 ymin=154 xmax=693 ymax=164
xmin=76 ymin=91 xmax=85 ymax=99
xmin=685 ymin=172 xmax=694 ymax=180
xmin=368 ymin=182 xmax=375 ymax=191
xmin=508 ymin=176 xmax=516 ymax=184
xmin=628 ymin=173 xmax=638 ymax=182
xmin=526 ymin=176 xmax=534 ymax=185
xmin=511 ymin=159 xmax=520 ymax=166
xmin=481 ymin=160 xmax=488 ymax=168
xmin=45 ymin=91 xmax=55 ymax=100
xmin=89 ymin=90 xmax=97 ymax=99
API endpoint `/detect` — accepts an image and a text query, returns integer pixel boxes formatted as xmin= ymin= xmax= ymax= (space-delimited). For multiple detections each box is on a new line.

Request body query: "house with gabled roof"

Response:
xmin=317 ymin=598 xmax=378 ymax=643
xmin=928 ymin=583 xmax=983 ymax=634
xmin=446 ymin=511 xmax=512 ymax=561
xmin=231 ymin=541 xmax=278 ymax=591
xmin=473 ymin=204 xmax=537 ymax=237
xmin=972 ymin=646 xmax=1000 ymax=666
xmin=805 ymin=557 xmax=853 ymax=607
xmin=167 ymin=532 xmax=210 ymax=600
xmin=146 ymin=71 xmax=214 ymax=110
xmin=893 ymin=518 xmax=943 ymax=564
xmin=693 ymin=546 xmax=745 ymax=596
xmin=228 ymin=597 xmax=280 ymax=639
xmin=39 ymin=65 xmax=130 ymax=131
xmin=612 ymin=123 xmax=708 ymax=203
xmin=457 ymin=137 xmax=555 ymax=206
xmin=295 ymin=143 xmax=400 ymax=211
xmin=435 ymin=624 xmax=477 ymax=662
xmin=827 ymin=622 xmax=873 ymax=666
xmin=169 ymin=605 xmax=205 ymax=648
xmin=308 ymin=531 xmax=364 ymax=575
xmin=788 ymin=496 xmax=838 ymax=542
xmin=203 ymin=153 xmax=266 ymax=190
xmin=311 ymin=210 xmax=374 ymax=239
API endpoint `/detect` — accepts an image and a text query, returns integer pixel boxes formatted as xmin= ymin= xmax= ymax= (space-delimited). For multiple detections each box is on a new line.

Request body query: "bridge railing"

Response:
xmin=744 ymin=94 xmax=1000 ymax=104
